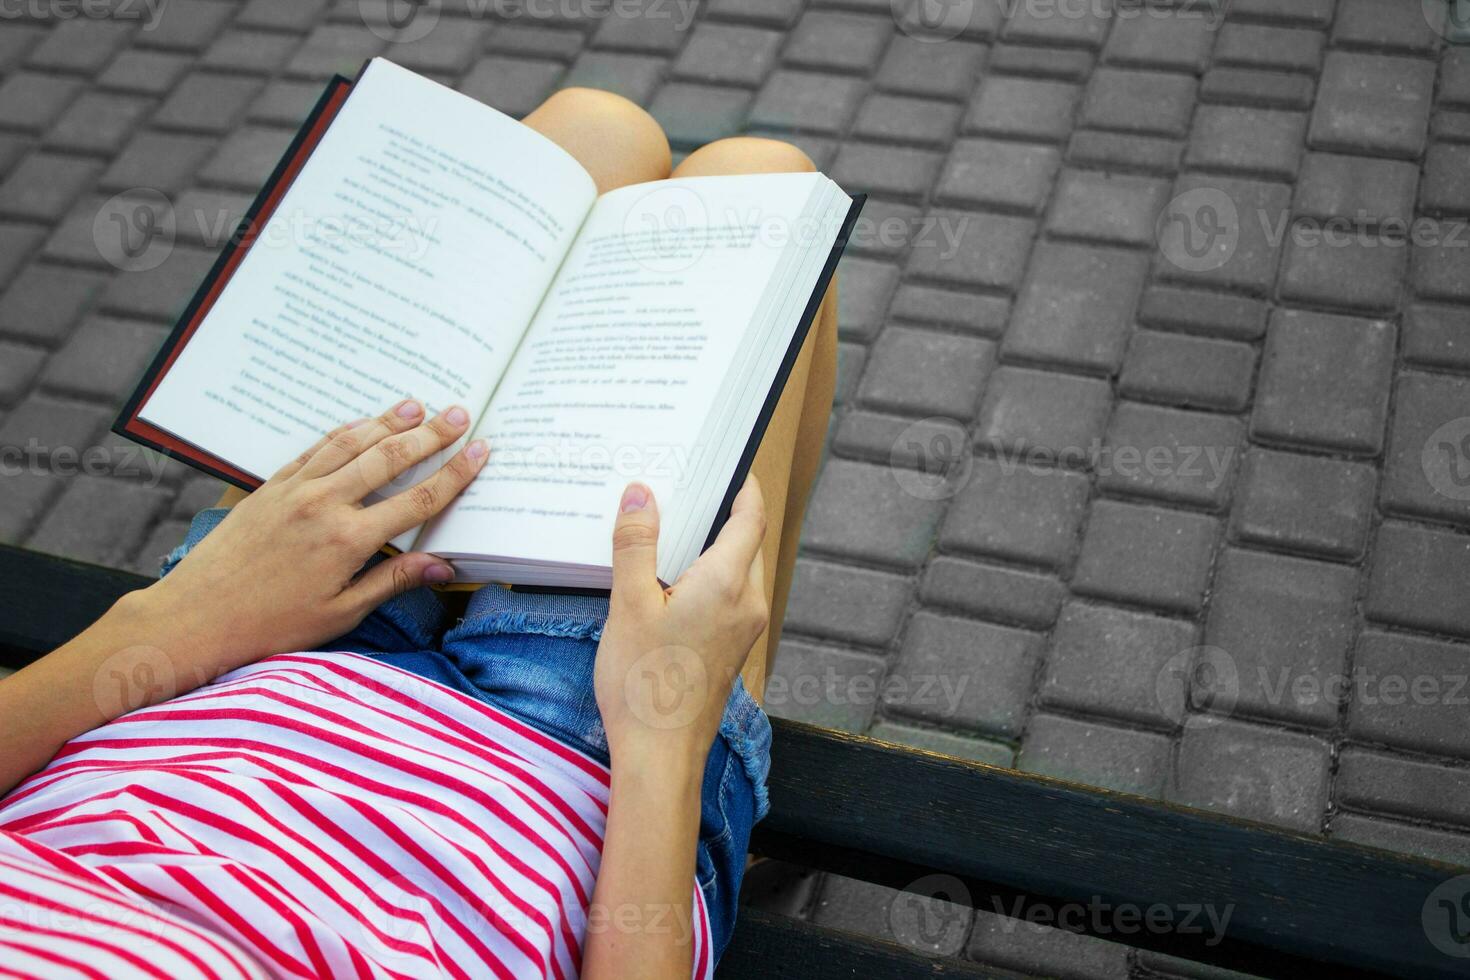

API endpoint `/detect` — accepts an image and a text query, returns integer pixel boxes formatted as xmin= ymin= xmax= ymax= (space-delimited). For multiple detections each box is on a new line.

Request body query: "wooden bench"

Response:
xmin=1 ymin=543 xmax=1465 ymax=980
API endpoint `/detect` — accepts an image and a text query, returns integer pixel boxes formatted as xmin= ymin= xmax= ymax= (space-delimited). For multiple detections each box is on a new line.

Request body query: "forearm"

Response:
xmin=0 ymin=588 xmax=226 ymax=796
xmin=582 ymin=745 xmax=706 ymax=980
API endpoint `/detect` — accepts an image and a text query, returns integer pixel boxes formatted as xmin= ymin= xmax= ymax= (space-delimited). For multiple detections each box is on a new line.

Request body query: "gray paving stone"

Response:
xmin=559 ymin=52 xmax=664 ymax=105
xmin=987 ymin=42 xmax=1094 ymax=81
xmin=0 ymin=72 xmax=83 ymax=132
xmin=0 ymin=263 xmax=108 ymax=347
xmin=128 ymin=517 xmax=191 ymax=577
xmin=0 ymin=23 xmax=44 ymax=73
xmin=1100 ymin=9 xmax=1216 ymax=73
xmin=707 ymin=0 xmax=803 ymax=25
xmin=0 ymin=340 xmax=43 ymax=407
xmin=1072 ymin=500 xmax=1219 ymax=614
xmin=1331 ymin=0 xmax=1440 ymax=54
xmin=964 ymin=75 xmax=1079 ymax=142
xmin=783 ymin=558 xmax=912 ymax=649
xmin=1081 ymin=68 xmax=1197 ymax=138
xmin=1443 ymin=47 xmax=1470 ymax=108
xmin=27 ymin=19 xmax=135 ymax=73
xmin=835 ymin=342 xmax=864 ymax=407
xmin=874 ymin=36 xmax=986 ymax=99
xmin=813 ymin=875 xmax=974 ymax=957
xmin=1279 ymin=230 xmax=1406 ymax=315
xmin=1231 ymin=448 xmax=1377 ymax=560
xmin=935 ymin=138 xmax=1059 ymax=213
xmin=0 ymin=470 xmax=64 ymax=545
xmin=0 ymin=152 xmax=101 ymax=222
xmin=201 ymin=29 xmax=303 ymax=74
xmin=1308 ymin=51 xmax=1435 ymax=159
xmin=1170 ymin=717 xmax=1330 ymax=832
xmin=100 ymin=245 xmax=219 ymax=322
xmin=0 ymin=225 xmax=45 ymax=290
xmin=648 ymin=83 xmax=751 ymax=146
xmin=748 ymin=70 xmax=865 ymax=135
xmin=39 ymin=316 xmax=166 ymax=402
xmin=1422 ymin=143 xmax=1470 ymax=216
xmin=831 ymin=142 xmax=944 ymax=201
xmin=1002 ymin=0 xmax=1111 ymax=47
xmin=1003 ymin=242 xmax=1148 ymax=373
xmin=1383 ymin=372 xmax=1470 ymax=527
xmin=846 ymin=198 xmax=922 ymax=261
xmin=1336 ymin=748 xmax=1470 ymax=827
xmin=766 ymin=638 xmax=887 ymax=733
xmin=285 ymin=23 xmax=386 ymax=80
xmin=852 ymin=95 xmax=961 ymax=147
xmin=919 ymin=556 xmax=1066 ymax=629
xmin=1403 ymin=303 xmax=1470 ymax=372
xmin=486 ymin=25 xmax=584 ymax=62
xmin=885 ymin=611 xmax=1041 ymax=736
xmin=1251 ymin=309 xmax=1395 ymax=455
xmin=1213 ymin=23 xmax=1322 ymax=73
xmin=250 ymin=78 xmax=339 ymax=126
xmin=102 ymin=132 xmax=218 ymax=194
xmin=1046 ymin=168 xmax=1170 ymax=245
xmin=1348 ymin=630 xmax=1470 ymax=759
xmin=904 ymin=208 xmax=1035 ymax=290
xmin=1294 ymin=151 xmax=1419 ymax=223
xmin=458 ymin=57 xmax=565 ymax=117
xmin=171 ymin=473 xmax=227 ymax=518
xmin=803 ymin=457 xmax=945 ymax=569
xmin=1040 ymin=601 xmax=1197 ymax=728
xmin=97 ymin=50 xmax=194 ymax=95
xmin=967 ymin=907 xmax=1130 ymax=979
xmin=833 ymin=410 xmax=967 ymax=470
xmin=782 ymin=11 xmax=893 ymax=73
xmin=1365 ymin=521 xmax=1470 ymax=638
xmin=1066 ymin=130 xmax=1182 ymax=174
xmin=834 ymin=256 xmax=899 ymax=343
xmin=0 ymin=395 xmax=107 ymax=462
xmin=1228 ymin=0 xmax=1334 ymax=27
xmin=139 ymin=0 xmax=236 ymax=51
xmin=173 ymin=188 xmax=251 ymax=248
xmin=1098 ymin=402 xmax=1242 ymax=509
xmin=1204 ymin=548 xmax=1358 ymax=729
xmin=671 ymin=22 xmax=782 ymax=86
xmin=1199 ymin=66 xmax=1316 ymax=110
xmin=1020 ymin=713 xmax=1172 ymax=798
xmin=1153 ymin=173 xmax=1293 ymax=295
xmin=1119 ymin=331 xmax=1256 ymax=411
xmin=939 ymin=457 xmax=1090 ymax=569
xmin=976 ymin=365 xmax=1112 ymax=463
xmin=588 ymin=2 xmax=686 ymax=52
xmin=197 ymin=126 xmax=295 ymax=189
xmin=1330 ymin=813 xmax=1470 ymax=869
xmin=26 ymin=474 xmax=171 ymax=566
xmin=1413 ymin=229 xmax=1470 ymax=303
xmin=887 ymin=282 xmax=1009 ymax=336
xmin=893 ymin=0 xmax=1004 ymax=41
xmin=44 ymin=92 xmax=154 ymax=156
xmin=1136 ymin=285 xmax=1266 ymax=341
xmin=866 ymin=720 xmax=1014 ymax=767
xmin=1186 ymin=106 xmax=1306 ymax=180
xmin=237 ymin=0 xmax=329 ymax=30
xmin=857 ymin=326 xmax=994 ymax=418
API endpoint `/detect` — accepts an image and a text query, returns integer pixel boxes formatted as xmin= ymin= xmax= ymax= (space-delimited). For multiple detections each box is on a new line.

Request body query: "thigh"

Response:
xmin=520 ymin=87 xmax=671 ymax=193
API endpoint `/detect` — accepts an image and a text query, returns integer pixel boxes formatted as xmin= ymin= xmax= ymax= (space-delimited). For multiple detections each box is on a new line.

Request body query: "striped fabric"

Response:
xmin=0 ymin=652 xmax=713 ymax=980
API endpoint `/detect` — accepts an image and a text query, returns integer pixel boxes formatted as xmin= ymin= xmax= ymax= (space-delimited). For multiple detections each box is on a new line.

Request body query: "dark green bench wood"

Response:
xmin=2 ymin=543 xmax=1466 ymax=980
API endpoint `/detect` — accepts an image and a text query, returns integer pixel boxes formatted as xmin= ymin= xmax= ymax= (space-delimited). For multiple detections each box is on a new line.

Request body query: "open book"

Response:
xmin=116 ymin=58 xmax=861 ymax=589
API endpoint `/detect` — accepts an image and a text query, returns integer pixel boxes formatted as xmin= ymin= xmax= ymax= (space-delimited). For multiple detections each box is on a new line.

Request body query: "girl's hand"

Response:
xmin=594 ymin=478 xmax=769 ymax=767
xmin=138 ymin=398 xmax=488 ymax=675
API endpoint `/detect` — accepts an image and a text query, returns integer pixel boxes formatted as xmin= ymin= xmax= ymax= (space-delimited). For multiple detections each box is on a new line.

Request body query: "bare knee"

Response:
xmin=523 ymin=87 xmax=671 ymax=192
xmin=671 ymin=137 xmax=816 ymax=178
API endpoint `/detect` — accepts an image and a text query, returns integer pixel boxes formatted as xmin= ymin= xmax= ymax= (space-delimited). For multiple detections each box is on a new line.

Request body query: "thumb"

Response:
xmin=610 ymin=482 xmax=661 ymax=605
xmin=351 ymin=552 xmax=455 ymax=610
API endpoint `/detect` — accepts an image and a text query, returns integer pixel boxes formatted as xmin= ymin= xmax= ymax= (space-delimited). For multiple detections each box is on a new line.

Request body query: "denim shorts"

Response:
xmin=162 ymin=507 xmax=771 ymax=960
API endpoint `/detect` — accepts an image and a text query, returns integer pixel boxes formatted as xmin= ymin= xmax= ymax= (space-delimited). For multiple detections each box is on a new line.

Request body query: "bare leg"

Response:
xmin=669 ymin=138 xmax=839 ymax=701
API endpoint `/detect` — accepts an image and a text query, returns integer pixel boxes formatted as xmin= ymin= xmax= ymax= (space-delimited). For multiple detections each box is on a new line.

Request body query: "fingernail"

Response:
xmin=620 ymin=483 xmax=649 ymax=513
xmin=445 ymin=405 xmax=469 ymax=427
xmin=424 ymin=563 xmax=454 ymax=584
xmin=395 ymin=399 xmax=422 ymax=419
xmin=466 ymin=439 xmax=489 ymax=461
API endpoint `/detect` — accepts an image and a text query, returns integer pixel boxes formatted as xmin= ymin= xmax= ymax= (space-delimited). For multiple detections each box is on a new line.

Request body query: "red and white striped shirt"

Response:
xmin=0 ymin=652 xmax=714 ymax=979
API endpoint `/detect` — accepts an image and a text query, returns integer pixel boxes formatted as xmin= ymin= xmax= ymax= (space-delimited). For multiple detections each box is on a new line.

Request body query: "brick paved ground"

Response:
xmin=3 ymin=0 xmax=1470 ymax=974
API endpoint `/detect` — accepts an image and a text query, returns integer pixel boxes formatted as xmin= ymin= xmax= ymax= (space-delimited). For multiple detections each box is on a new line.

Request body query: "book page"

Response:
xmin=417 ymin=172 xmax=827 ymax=569
xmin=139 ymin=58 xmax=596 ymax=482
